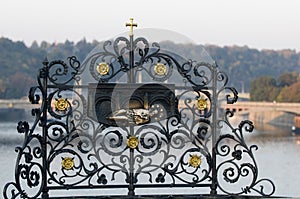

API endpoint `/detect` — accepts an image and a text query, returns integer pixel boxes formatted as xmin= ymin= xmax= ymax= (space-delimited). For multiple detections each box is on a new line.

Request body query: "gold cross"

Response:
xmin=126 ymin=18 xmax=137 ymax=36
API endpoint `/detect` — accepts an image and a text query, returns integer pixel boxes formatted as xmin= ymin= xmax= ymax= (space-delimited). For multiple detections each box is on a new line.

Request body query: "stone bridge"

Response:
xmin=2 ymin=99 xmax=300 ymax=114
xmin=0 ymin=99 xmax=35 ymax=109
xmin=221 ymin=101 xmax=300 ymax=115
xmin=2 ymin=99 xmax=300 ymax=127
xmin=221 ymin=101 xmax=300 ymax=126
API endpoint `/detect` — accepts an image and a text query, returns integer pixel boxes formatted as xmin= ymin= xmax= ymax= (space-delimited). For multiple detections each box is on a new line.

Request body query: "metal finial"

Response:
xmin=42 ymin=57 xmax=49 ymax=66
xmin=126 ymin=18 xmax=137 ymax=36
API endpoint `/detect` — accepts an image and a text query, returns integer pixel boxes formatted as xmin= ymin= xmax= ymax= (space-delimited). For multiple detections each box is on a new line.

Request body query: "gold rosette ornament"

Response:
xmin=61 ymin=157 xmax=75 ymax=170
xmin=55 ymin=98 xmax=69 ymax=112
xmin=97 ymin=62 xmax=110 ymax=76
xmin=196 ymin=98 xmax=207 ymax=111
xmin=189 ymin=154 xmax=201 ymax=168
xmin=127 ymin=136 xmax=139 ymax=149
xmin=154 ymin=63 xmax=166 ymax=76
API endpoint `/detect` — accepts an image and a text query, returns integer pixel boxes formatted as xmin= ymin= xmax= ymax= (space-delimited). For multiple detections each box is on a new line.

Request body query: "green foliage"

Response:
xmin=0 ymin=37 xmax=300 ymax=100
xmin=250 ymin=72 xmax=300 ymax=102
xmin=250 ymin=76 xmax=280 ymax=101
xmin=4 ymin=72 xmax=35 ymax=99
xmin=277 ymin=72 xmax=299 ymax=87
xmin=0 ymin=37 xmax=98 ymax=99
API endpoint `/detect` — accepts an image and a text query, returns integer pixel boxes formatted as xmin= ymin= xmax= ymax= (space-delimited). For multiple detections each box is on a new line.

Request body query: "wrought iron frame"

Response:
xmin=3 ymin=21 xmax=275 ymax=199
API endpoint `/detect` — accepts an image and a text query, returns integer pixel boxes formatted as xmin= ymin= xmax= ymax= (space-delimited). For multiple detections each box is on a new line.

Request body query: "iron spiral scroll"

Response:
xmin=3 ymin=34 xmax=275 ymax=198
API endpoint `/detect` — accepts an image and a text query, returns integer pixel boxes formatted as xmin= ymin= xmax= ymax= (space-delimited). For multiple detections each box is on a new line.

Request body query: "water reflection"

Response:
xmin=247 ymin=121 xmax=300 ymax=145
xmin=239 ymin=122 xmax=300 ymax=197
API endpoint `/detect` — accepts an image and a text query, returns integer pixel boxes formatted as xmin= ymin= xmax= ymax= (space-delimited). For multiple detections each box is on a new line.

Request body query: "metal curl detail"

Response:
xmin=47 ymin=56 xmax=80 ymax=85
xmin=4 ymin=33 xmax=275 ymax=198
xmin=216 ymin=118 xmax=275 ymax=196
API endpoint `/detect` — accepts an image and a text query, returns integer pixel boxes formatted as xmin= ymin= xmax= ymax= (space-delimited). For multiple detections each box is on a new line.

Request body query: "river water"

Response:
xmin=0 ymin=121 xmax=299 ymax=198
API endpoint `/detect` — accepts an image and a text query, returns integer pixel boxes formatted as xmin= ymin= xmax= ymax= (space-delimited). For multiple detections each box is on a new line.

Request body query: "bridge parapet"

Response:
xmin=0 ymin=99 xmax=36 ymax=109
xmin=221 ymin=101 xmax=300 ymax=115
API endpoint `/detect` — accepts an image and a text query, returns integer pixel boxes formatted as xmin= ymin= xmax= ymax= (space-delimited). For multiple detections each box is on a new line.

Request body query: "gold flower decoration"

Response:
xmin=154 ymin=63 xmax=167 ymax=76
xmin=97 ymin=62 xmax=110 ymax=76
xmin=189 ymin=154 xmax=201 ymax=168
xmin=55 ymin=98 xmax=69 ymax=111
xmin=127 ymin=136 xmax=139 ymax=149
xmin=61 ymin=157 xmax=74 ymax=170
xmin=196 ymin=98 xmax=207 ymax=111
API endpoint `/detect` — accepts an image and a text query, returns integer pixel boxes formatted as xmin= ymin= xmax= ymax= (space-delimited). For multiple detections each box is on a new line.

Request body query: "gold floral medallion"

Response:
xmin=127 ymin=136 xmax=139 ymax=149
xmin=196 ymin=98 xmax=207 ymax=111
xmin=189 ymin=154 xmax=201 ymax=168
xmin=154 ymin=63 xmax=166 ymax=76
xmin=61 ymin=157 xmax=74 ymax=170
xmin=55 ymin=98 xmax=69 ymax=111
xmin=97 ymin=62 xmax=110 ymax=76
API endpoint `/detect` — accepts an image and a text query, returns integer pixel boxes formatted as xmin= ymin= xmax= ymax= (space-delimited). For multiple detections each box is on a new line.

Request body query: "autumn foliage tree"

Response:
xmin=250 ymin=72 xmax=300 ymax=102
xmin=276 ymin=81 xmax=300 ymax=102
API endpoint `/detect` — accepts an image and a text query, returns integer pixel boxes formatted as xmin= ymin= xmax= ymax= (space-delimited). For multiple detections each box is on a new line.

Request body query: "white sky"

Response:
xmin=0 ymin=0 xmax=300 ymax=51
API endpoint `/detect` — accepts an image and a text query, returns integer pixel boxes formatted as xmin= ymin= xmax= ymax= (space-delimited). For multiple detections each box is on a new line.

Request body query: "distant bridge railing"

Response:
xmin=221 ymin=101 xmax=300 ymax=115
xmin=0 ymin=99 xmax=43 ymax=109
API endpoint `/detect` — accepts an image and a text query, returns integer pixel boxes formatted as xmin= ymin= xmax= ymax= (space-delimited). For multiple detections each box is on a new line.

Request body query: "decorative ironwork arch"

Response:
xmin=3 ymin=19 xmax=275 ymax=199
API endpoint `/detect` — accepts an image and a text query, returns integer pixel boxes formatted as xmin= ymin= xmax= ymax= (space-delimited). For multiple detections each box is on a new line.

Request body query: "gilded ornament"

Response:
xmin=97 ymin=62 xmax=110 ymax=76
xmin=125 ymin=18 xmax=137 ymax=36
xmin=55 ymin=98 xmax=69 ymax=111
xmin=61 ymin=157 xmax=74 ymax=170
xmin=189 ymin=154 xmax=201 ymax=168
xmin=154 ymin=63 xmax=166 ymax=76
xmin=127 ymin=136 xmax=139 ymax=149
xmin=196 ymin=98 xmax=207 ymax=111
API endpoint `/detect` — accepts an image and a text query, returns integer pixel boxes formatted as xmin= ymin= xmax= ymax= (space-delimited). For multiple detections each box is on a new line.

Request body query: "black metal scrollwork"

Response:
xmin=4 ymin=33 xmax=275 ymax=199
xmin=3 ymin=121 xmax=44 ymax=199
xmin=216 ymin=112 xmax=275 ymax=196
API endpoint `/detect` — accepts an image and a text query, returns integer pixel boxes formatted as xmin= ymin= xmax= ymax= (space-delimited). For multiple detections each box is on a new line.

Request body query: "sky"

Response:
xmin=0 ymin=0 xmax=300 ymax=51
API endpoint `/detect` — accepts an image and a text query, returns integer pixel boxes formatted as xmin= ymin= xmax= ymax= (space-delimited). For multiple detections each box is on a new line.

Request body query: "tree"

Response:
xmin=4 ymin=72 xmax=35 ymax=99
xmin=30 ymin=40 xmax=39 ymax=49
xmin=277 ymin=81 xmax=300 ymax=102
xmin=277 ymin=72 xmax=299 ymax=87
xmin=0 ymin=79 xmax=6 ymax=96
xmin=250 ymin=76 xmax=279 ymax=101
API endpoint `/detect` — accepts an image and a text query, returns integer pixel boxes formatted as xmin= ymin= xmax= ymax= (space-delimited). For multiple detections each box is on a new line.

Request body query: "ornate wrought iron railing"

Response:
xmin=3 ymin=19 xmax=275 ymax=199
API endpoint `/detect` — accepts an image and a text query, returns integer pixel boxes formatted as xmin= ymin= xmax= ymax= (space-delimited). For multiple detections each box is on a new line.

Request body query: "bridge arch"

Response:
xmin=221 ymin=101 xmax=300 ymax=128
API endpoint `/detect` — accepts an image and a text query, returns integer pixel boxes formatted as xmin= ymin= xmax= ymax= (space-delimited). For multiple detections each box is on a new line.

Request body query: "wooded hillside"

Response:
xmin=0 ymin=37 xmax=299 ymax=99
